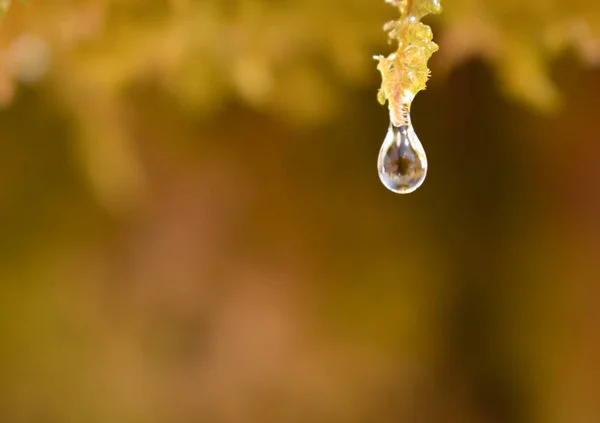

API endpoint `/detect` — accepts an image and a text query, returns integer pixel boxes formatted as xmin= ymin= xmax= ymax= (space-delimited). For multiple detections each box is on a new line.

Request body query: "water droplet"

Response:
xmin=377 ymin=116 xmax=428 ymax=194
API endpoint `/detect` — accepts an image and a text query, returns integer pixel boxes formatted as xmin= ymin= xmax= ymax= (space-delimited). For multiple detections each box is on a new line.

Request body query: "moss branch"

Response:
xmin=375 ymin=0 xmax=441 ymax=126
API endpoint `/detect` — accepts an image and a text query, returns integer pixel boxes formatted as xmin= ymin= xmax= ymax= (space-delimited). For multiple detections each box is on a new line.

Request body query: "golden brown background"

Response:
xmin=1 ymin=1 xmax=600 ymax=423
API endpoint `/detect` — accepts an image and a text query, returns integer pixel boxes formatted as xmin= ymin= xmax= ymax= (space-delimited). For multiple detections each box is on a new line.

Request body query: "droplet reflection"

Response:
xmin=377 ymin=116 xmax=427 ymax=194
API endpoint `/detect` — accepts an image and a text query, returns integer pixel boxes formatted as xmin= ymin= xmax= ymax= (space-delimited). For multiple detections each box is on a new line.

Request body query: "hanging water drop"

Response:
xmin=377 ymin=114 xmax=428 ymax=194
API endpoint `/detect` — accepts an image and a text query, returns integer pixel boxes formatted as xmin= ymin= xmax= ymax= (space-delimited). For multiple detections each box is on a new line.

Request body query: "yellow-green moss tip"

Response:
xmin=376 ymin=0 xmax=441 ymax=125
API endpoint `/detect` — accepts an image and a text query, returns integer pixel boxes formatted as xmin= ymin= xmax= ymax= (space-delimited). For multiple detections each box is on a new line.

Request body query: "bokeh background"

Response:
xmin=1 ymin=1 xmax=600 ymax=423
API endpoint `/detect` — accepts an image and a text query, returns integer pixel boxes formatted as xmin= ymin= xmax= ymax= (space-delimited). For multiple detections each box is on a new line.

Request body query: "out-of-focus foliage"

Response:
xmin=0 ymin=0 xmax=10 ymax=16
xmin=440 ymin=0 xmax=600 ymax=111
xmin=0 ymin=0 xmax=599 ymax=116
xmin=0 ymin=1 xmax=599 ymax=204
xmin=1 ymin=2 xmax=600 ymax=423
xmin=0 ymin=0 xmax=599 ymax=208
xmin=2 ymin=0 xmax=598 ymax=113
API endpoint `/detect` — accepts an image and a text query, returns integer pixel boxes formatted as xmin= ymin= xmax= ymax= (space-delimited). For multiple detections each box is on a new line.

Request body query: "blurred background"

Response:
xmin=1 ymin=1 xmax=600 ymax=423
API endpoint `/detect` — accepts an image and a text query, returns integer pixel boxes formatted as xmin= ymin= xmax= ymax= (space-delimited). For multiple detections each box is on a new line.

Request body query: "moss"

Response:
xmin=375 ymin=0 xmax=441 ymax=126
